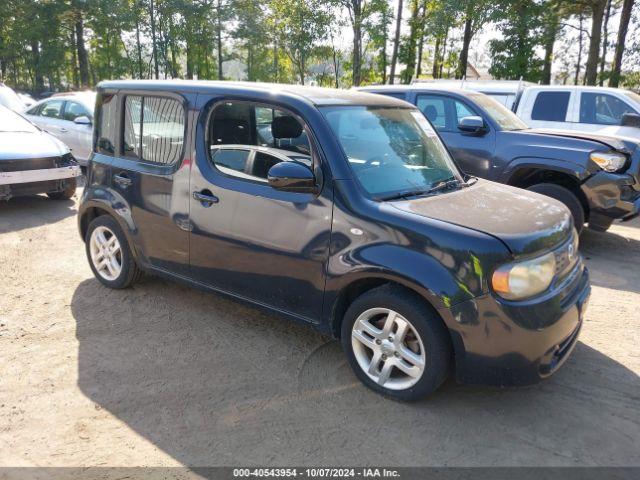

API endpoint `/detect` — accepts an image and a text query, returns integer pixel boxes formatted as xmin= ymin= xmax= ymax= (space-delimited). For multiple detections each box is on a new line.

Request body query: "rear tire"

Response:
xmin=341 ymin=284 xmax=451 ymax=401
xmin=527 ymin=183 xmax=585 ymax=234
xmin=47 ymin=178 xmax=77 ymax=200
xmin=85 ymin=215 xmax=142 ymax=289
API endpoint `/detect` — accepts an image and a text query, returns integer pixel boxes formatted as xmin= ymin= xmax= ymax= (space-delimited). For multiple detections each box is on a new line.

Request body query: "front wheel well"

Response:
xmin=79 ymin=207 xmax=111 ymax=241
xmin=507 ymin=168 xmax=590 ymax=221
xmin=330 ymin=278 xmax=444 ymax=339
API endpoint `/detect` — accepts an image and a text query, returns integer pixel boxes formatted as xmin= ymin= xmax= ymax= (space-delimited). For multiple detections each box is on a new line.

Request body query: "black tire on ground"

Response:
xmin=85 ymin=215 xmax=143 ymax=289
xmin=340 ymin=284 xmax=452 ymax=401
xmin=47 ymin=177 xmax=77 ymax=200
xmin=527 ymin=183 xmax=585 ymax=234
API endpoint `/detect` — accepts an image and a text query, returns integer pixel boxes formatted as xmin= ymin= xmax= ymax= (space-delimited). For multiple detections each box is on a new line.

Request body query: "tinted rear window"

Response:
xmin=531 ymin=91 xmax=570 ymax=122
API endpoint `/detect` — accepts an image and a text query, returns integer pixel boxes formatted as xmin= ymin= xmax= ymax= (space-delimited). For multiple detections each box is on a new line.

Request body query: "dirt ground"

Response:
xmin=0 ymin=190 xmax=638 ymax=467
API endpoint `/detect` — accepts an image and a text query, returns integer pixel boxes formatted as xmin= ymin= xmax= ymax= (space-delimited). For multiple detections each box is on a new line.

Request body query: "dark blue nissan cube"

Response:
xmin=79 ymin=81 xmax=590 ymax=400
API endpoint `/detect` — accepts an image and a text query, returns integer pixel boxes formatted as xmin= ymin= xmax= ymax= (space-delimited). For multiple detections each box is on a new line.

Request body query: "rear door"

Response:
xmin=110 ymin=92 xmax=191 ymax=276
xmin=415 ymin=93 xmax=496 ymax=179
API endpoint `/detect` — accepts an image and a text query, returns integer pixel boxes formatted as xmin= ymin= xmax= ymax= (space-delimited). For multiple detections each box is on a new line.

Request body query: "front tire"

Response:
xmin=527 ymin=183 xmax=585 ymax=234
xmin=341 ymin=285 xmax=451 ymax=401
xmin=85 ymin=215 xmax=142 ymax=289
xmin=47 ymin=178 xmax=77 ymax=200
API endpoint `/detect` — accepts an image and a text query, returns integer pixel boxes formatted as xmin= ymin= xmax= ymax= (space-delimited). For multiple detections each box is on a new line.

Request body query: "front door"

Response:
xmin=416 ymin=94 xmax=496 ymax=179
xmin=62 ymin=100 xmax=93 ymax=164
xmin=189 ymin=99 xmax=332 ymax=322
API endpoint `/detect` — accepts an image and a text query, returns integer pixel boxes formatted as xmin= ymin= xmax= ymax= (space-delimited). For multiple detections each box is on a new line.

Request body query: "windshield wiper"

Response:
xmin=378 ymin=188 xmax=433 ymax=201
xmin=426 ymin=176 xmax=465 ymax=194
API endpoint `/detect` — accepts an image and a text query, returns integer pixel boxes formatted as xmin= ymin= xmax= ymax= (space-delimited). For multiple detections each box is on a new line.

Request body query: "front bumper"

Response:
xmin=439 ymin=262 xmax=590 ymax=386
xmin=582 ymin=170 xmax=640 ymax=231
xmin=0 ymin=165 xmax=82 ymax=185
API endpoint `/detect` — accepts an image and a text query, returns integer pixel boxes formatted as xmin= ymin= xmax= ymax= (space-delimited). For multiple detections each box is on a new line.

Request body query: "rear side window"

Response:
xmin=416 ymin=95 xmax=447 ymax=130
xmin=123 ymin=95 xmax=185 ymax=165
xmin=531 ymin=91 xmax=570 ymax=122
xmin=64 ymin=101 xmax=90 ymax=121
xmin=96 ymin=93 xmax=117 ymax=155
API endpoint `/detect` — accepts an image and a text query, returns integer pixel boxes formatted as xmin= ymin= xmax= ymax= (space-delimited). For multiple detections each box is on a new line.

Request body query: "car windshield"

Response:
xmin=321 ymin=106 xmax=463 ymax=199
xmin=469 ymin=92 xmax=528 ymax=131
xmin=0 ymin=86 xmax=25 ymax=111
xmin=0 ymin=106 xmax=39 ymax=133
xmin=623 ymin=90 xmax=640 ymax=106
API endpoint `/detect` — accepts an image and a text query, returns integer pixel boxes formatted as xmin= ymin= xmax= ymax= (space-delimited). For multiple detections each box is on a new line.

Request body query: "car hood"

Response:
xmin=526 ymin=128 xmax=636 ymax=154
xmin=0 ymin=131 xmax=69 ymax=160
xmin=390 ymin=179 xmax=573 ymax=256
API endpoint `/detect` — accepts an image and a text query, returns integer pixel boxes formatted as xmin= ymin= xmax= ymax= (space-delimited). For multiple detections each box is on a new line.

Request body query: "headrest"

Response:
xmin=423 ymin=105 xmax=438 ymax=122
xmin=272 ymin=115 xmax=303 ymax=139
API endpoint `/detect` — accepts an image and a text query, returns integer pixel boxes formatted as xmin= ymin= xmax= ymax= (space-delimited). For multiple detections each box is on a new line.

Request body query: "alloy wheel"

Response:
xmin=351 ymin=307 xmax=426 ymax=390
xmin=89 ymin=226 xmax=123 ymax=282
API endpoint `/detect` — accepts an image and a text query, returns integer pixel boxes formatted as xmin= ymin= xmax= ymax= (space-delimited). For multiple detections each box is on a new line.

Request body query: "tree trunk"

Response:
xmin=575 ymin=14 xmax=584 ymax=85
xmin=381 ymin=8 xmax=388 ymax=84
xmin=542 ymin=15 xmax=558 ymax=85
xmin=217 ymin=0 xmax=223 ymax=80
xmin=456 ymin=14 xmax=473 ymax=79
xmin=149 ymin=0 xmax=159 ymax=79
xmin=75 ymin=18 xmax=89 ymax=87
xmin=389 ymin=0 xmax=403 ymax=84
xmin=584 ymin=0 xmax=606 ymax=85
xmin=599 ymin=0 xmax=612 ymax=86
xmin=351 ymin=0 xmax=363 ymax=86
xmin=432 ymin=36 xmax=441 ymax=79
xmin=610 ymin=0 xmax=635 ymax=87
xmin=135 ymin=15 xmax=143 ymax=78
xmin=30 ymin=40 xmax=44 ymax=92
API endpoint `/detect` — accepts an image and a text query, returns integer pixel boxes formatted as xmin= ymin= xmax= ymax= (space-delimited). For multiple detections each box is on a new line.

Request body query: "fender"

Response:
xmin=323 ymin=242 xmax=485 ymax=330
xmin=78 ymin=191 xmax=142 ymax=263
xmin=500 ymin=156 xmax=597 ymax=185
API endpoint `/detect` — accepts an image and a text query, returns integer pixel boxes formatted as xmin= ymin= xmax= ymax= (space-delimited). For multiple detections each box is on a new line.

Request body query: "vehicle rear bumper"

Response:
xmin=439 ymin=263 xmax=590 ymax=386
xmin=582 ymin=171 xmax=640 ymax=231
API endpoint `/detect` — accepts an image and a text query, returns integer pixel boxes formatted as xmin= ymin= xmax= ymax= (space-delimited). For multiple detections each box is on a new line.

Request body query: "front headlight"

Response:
xmin=491 ymin=252 xmax=556 ymax=300
xmin=590 ymin=151 xmax=627 ymax=172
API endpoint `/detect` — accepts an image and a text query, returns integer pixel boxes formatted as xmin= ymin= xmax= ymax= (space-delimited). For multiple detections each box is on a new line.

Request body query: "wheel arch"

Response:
xmin=504 ymin=164 xmax=591 ymax=222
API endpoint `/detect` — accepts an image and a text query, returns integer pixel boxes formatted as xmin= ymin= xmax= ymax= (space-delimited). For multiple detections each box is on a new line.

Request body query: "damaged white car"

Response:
xmin=0 ymin=105 xmax=81 ymax=201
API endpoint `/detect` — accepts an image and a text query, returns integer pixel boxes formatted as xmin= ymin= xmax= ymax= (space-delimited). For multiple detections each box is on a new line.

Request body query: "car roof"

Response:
xmin=357 ymin=84 xmax=482 ymax=98
xmin=97 ymin=80 xmax=409 ymax=107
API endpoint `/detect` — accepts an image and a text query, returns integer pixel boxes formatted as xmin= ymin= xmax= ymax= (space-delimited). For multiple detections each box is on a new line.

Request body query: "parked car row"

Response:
xmin=419 ymin=79 xmax=640 ymax=140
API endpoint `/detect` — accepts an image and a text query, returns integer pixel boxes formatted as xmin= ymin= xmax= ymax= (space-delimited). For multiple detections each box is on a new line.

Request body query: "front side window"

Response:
xmin=123 ymin=95 xmax=185 ymax=165
xmin=580 ymin=92 xmax=638 ymax=125
xmin=64 ymin=101 xmax=91 ymax=121
xmin=531 ymin=91 xmax=570 ymax=122
xmin=321 ymin=106 xmax=462 ymax=198
xmin=40 ymin=99 xmax=64 ymax=119
xmin=207 ymin=101 xmax=312 ymax=183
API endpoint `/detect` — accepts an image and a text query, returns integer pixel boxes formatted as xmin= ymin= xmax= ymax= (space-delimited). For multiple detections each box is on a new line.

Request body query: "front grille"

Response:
xmin=0 ymin=156 xmax=60 ymax=173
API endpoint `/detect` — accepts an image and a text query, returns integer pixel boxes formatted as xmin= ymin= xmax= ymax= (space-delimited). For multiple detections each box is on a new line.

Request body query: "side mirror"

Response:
xmin=267 ymin=161 xmax=316 ymax=194
xmin=458 ymin=115 xmax=487 ymax=135
xmin=74 ymin=115 xmax=92 ymax=125
xmin=621 ymin=113 xmax=640 ymax=128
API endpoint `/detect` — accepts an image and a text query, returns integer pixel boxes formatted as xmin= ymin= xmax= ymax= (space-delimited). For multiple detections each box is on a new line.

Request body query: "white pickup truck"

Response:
xmin=418 ymin=80 xmax=640 ymax=139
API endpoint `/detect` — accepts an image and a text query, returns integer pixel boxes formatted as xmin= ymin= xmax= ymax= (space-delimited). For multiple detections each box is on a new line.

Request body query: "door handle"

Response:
xmin=113 ymin=174 xmax=132 ymax=187
xmin=193 ymin=190 xmax=219 ymax=206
